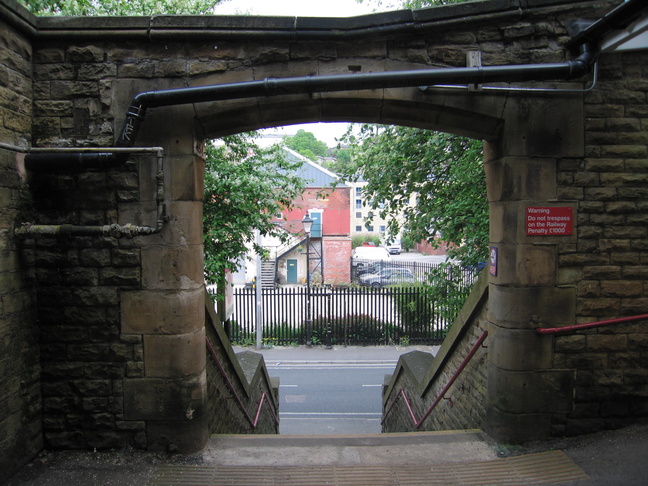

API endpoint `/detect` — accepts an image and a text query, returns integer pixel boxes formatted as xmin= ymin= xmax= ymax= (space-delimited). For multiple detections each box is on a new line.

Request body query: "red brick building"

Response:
xmin=273 ymin=149 xmax=352 ymax=286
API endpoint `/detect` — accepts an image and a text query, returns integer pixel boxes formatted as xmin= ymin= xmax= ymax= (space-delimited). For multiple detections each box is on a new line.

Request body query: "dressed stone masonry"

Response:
xmin=1 ymin=0 xmax=647 ymax=478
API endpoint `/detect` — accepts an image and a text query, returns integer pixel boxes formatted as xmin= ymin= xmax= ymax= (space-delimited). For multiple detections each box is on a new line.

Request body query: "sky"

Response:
xmin=212 ymin=0 xmax=387 ymax=147
xmin=213 ymin=0 xmax=379 ymax=18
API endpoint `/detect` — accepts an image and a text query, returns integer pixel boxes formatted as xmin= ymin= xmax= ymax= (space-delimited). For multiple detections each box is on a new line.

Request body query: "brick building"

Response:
xmin=272 ymin=148 xmax=352 ymax=286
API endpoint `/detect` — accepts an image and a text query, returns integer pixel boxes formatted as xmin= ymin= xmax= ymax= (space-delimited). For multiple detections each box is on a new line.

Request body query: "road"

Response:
xmin=267 ymin=362 xmax=397 ymax=435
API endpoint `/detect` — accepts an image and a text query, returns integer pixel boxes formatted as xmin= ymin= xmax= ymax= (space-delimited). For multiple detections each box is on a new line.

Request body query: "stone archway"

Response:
xmin=121 ymin=70 xmax=584 ymax=447
xmin=6 ymin=0 xmax=635 ymax=461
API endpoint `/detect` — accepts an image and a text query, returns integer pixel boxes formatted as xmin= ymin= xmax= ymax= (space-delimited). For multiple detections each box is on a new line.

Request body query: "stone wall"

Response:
xmin=382 ymin=273 xmax=489 ymax=432
xmin=553 ymin=50 xmax=648 ymax=436
xmin=3 ymin=0 xmax=647 ymax=461
xmin=0 ymin=6 xmax=43 ymax=478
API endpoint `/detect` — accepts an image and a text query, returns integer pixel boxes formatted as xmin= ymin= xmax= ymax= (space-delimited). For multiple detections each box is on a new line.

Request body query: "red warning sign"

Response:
xmin=526 ymin=207 xmax=573 ymax=236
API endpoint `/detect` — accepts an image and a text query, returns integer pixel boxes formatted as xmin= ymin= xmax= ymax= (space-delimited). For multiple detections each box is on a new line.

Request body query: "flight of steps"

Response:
xmin=260 ymin=260 xmax=276 ymax=287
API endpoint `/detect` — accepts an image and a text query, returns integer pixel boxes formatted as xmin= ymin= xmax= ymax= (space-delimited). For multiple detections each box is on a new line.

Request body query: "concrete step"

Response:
xmin=205 ymin=430 xmax=497 ymax=467
xmin=148 ymin=431 xmax=590 ymax=485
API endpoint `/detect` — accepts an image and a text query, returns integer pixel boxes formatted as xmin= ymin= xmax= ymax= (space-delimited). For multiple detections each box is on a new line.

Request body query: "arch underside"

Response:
xmin=191 ymin=90 xmax=505 ymax=141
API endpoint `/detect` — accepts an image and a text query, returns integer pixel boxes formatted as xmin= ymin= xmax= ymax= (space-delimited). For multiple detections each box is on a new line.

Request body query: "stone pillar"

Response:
xmin=120 ymin=103 xmax=208 ymax=452
xmin=483 ymin=93 xmax=583 ymax=442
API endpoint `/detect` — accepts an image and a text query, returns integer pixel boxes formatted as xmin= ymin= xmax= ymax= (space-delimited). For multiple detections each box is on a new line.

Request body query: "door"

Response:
xmin=287 ymin=259 xmax=298 ymax=284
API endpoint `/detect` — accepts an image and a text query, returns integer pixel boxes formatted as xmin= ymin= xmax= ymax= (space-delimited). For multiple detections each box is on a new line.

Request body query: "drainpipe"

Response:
xmin=21 ymin=0 xmax=644 ymax=174
xmin=16 ymin=44 xmax=595 ymax=239
xmin=13 ymin=146 xmax=166 ymax=239
xmin=115 ymin=45 xmax=595 ymax=151
xmin=566 ymin=0 xmax=646 ymax=49
xmin=22 ymin=43 xmax=596 ymax=174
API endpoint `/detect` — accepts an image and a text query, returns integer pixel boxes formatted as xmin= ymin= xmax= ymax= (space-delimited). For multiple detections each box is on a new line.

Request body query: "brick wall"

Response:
xmin=554 ymin=50 xmax=648 ymax=436
xmin=205 ymin=297 xmax=279 ymax=435
xmin=383 ymin=275 xmax=488 ymax=432
xmin=323 ymin=237 xmax=352 ymax=285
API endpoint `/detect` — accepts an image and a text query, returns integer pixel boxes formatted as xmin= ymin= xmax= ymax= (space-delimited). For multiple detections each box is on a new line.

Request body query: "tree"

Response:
xmin=20 ymin=0 xmax=227 ymax=15
xmin=339 ymin=125 xmax=487 ymax=265
xmin=338 ymin=125 xmax=487 ymax=322
xmin=284 ymin=129 xmax=329 ymax=161
xmin=203 ymin=134 xmax=306 ymax=287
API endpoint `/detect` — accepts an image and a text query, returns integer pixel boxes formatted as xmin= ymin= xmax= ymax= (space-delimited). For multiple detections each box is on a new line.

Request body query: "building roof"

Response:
xmin=282 ymin=148 xmax=351 ymax=188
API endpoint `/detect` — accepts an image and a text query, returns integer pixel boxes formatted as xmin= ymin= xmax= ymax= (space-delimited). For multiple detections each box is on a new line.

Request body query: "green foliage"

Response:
xmin=401 ymin=234 xmax=415 ymax=252
xmin=355 ymin=0 xmax=468 ymax=12
xmin=284 ymin=129 xmax=329 ymax=161
xmin=391 ymin=282 xmax=437 ymax=337
xmin=203 ymin=133 xmax=306 ymax=288
xmin=337 ymin=124 xmax=487 ymax=323
xmin=20 ymin=0 xmax=226 ymax=15
xmin=338 ymin=125 xmax=488 ymax=268
xmin=351 ymin=233 xmax=381 ymax=248
xmin=311 ymin=314 xmax=396 ymax=345
xmin=425 ymin=262 xmax=475 ymax=323
xmin=334 ymin=148 xmax=352 ymax=165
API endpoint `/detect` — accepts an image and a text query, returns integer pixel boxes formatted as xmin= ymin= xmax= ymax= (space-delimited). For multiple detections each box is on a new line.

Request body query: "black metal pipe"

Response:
xmin=23 ymin=151 xmax=127 ymax=172
xmin=566 ymin=0 xmax=646 ymax=49
xmin=25 ymin=26 xmax=605 ymax=172
xmin=114 ymin=46 xmax=595 ymax=150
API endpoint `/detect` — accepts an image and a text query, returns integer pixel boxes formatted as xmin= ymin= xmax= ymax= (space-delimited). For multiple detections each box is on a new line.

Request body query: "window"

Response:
xmin=356 ymin=212 xmax=362 ymax=219
xmin=355 ymin=199 xmax=363 ymax=209
xmin=367 ymin=225 xmax=374 ymax=232
xmin=355 ymin=187 xmax=362 ymax=197
xmin=355 ymin=225 xmax=362 ymax=232
xmin=379 ymin=225 xmax=386 ymax=233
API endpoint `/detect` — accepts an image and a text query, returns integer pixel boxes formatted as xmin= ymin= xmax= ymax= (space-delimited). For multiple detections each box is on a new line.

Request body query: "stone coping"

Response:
xmin=2 ymin=0 xmax=613 ymax=41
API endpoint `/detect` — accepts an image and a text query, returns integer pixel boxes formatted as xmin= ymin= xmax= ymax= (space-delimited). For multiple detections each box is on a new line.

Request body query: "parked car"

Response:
xmin=358 ymin=268 xmax=418 ymax=288
xmin=386 ymin=240 xmax=401 ymax=255
xmin=352 ymin=246 xmax=391 ymax=275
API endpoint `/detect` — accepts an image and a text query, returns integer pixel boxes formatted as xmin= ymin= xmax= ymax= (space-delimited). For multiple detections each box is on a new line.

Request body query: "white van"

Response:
xmin=352 ymin=246 xmax=391 ymax=261
xmin=352 ymin=246 xmax=391 ymax=274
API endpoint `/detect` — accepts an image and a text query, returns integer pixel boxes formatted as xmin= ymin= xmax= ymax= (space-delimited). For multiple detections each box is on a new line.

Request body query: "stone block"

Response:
xmin=492 ymin=243 xmax=556 ymax=287
xmin=600 ymin=281 xmax=642 ymax=298
xmin=141 ymin=244 xmax=203 ymax=290
xmin=121 ymin=288 xmax=204 ymax=335
xmin=577 ymin=297 xmax=620 ymax=316
xmin=99 ymin=267 xmax=140 ymax=287
xmin=488 ymin=284 xmax=576 ymax=329
xmin=123 ymin=371 xmax=206 ymax=422
xmin=147 ymin=413 xmax=209 ymax=453
xmin=484 ymin=407 xmax=553 ymax=443
xmin=488 ymin=326 xmax=553 ymax=371
xmin=587 ymin=334 xmax=628 ymax=352
xmin=502 ymin=95 xmax=584 ymax=158
xmin=485 ymin=157 xmax=557 ymax=202
xmin=487 ymin=366 xmax=575 ymax=414
xmin=144 ymin=328 xmax=206 ymax=378
xmin=555 ymin=335 xmax=587 ymax=353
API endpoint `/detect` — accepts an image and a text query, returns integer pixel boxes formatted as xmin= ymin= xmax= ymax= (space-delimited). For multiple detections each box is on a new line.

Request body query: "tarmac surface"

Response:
xmin=6 ymin=345 xmax=648 ymax=485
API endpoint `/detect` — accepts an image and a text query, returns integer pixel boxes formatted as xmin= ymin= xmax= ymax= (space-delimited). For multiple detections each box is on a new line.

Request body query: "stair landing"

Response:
xmin=149 ymin=431 xmax=589 ymax=485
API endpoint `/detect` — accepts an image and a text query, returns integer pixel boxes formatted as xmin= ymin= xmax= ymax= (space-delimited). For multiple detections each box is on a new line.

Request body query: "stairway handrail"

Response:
xmin=536 ymin=313 xmax=648 ymax=335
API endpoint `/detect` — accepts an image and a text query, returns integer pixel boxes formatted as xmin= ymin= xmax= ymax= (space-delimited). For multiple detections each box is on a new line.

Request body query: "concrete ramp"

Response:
xmin=149 ymin=431 xmax=589 ymax=485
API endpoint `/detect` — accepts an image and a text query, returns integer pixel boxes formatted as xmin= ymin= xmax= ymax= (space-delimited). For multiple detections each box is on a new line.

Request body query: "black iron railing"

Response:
xmin=231 ymin=286 xmax=462 ymax=346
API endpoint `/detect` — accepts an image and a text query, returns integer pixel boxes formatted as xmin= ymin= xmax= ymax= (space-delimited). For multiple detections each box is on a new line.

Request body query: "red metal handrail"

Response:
xmin=382 ymin=330 xmax=488 ymax=429
xmin=206 ymin=338 xmax=279 ymax=428
xmin=536 ymin=313 xmax=648 ymax=335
